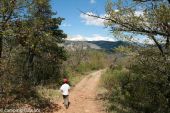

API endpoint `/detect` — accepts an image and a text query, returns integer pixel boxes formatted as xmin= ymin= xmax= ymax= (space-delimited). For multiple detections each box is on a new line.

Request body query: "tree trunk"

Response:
xmin=0 ymin=27 xmax=4 ymax=58
xmin=23 ymin=48 xmax=35 ymax=83
xmin=150 ymin=35 xmax=165 ymax=56
xmin=27 ymin=49 xmax=35 ymax=79
xmin=165 ymin=37 xmax=169 ymax=50
xmin=0 ymin=36 xmax=2 ymax=58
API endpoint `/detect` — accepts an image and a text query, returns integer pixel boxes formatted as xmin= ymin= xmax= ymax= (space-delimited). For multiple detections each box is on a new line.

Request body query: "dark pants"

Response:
xmin=63 ymin=95 xmax=69 ymax=108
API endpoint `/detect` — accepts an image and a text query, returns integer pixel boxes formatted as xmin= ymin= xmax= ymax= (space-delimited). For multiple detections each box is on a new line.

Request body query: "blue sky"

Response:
xmin=51 ymin=0 xmax=116 ymax=41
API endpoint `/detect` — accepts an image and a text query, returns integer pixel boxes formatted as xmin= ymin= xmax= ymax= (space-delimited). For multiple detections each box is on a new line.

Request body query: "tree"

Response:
xmin=0 ymin=0 xmax=15 ymax=58
xmin=85 ymin=0 xmax=169 ymax=56
xmin=105 ymin=0 xmax=170 ymax=56
xmin=14 ymin=0 xmax=67 ymax=84
xmin=99 ymin=1 xmax=170 ymax=112
xmin=67 ymin=42 xmax=88 ymax=69
xmin=134 ymin=0 xmax=170 ymax=4
xmin=0 ymin=0 xmax=67 ymax=110
xmin=0 ymin=0 xmax=34 ymax=80
xmin=0 ymin=0 xmax=67 ymax=94
xmin=0 ymin=0 xmax=32 ymax=58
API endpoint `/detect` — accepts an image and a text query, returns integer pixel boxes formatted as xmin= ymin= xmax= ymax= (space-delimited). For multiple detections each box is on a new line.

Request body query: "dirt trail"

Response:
xmin=54 ymin=69 xmax=106 ymax=113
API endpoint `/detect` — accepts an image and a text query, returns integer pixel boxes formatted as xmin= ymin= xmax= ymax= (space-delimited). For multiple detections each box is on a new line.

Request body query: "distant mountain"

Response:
xmin=64 ymin=40 xmax=133 ymax=51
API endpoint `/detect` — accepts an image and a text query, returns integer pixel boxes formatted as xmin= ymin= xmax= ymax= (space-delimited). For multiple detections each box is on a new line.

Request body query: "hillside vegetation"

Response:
xmin=100 ymin=0 xmax=170 ymax=113
xmin=101 ymin=47 xmax=170 ymax=113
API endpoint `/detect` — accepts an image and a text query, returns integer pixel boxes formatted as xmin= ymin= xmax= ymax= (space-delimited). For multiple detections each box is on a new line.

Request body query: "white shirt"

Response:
xmin=60 ymin=83 xmax=70 ymax=95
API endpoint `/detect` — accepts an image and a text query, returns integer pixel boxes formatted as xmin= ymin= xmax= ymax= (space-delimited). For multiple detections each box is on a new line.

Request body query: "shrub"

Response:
xmin=101 ymin=48 xmax=170 ymax=113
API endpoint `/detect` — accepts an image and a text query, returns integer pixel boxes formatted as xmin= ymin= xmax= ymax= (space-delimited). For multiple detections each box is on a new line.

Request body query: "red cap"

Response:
xmin=63 ymin=78 xmax=68 ymax=83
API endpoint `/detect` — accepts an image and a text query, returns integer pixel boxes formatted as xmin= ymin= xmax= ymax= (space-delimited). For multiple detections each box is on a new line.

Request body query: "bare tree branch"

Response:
xmin=150 ymin=35 xmax=164 ymax=56
xmin=81 ymin=11 xmax=170 ymax=37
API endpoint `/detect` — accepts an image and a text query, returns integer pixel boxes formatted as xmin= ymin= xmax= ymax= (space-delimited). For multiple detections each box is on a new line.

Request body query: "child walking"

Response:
xmin=60 ymin=78 xmax=70 ymax=109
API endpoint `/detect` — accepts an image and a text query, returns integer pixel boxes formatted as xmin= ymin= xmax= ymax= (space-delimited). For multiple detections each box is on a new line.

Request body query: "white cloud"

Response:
xmin=90 ymin=0 xmax=96 ymax=4
xmin=80 ymin=12 xmax=107 ymax=26
xmin=66 ymin=34 xmax=116 ymax=42
xmin=114 ymin=9 xmax=119 ymax=12
xmin=135 ymin=11 xmax=144 ymax=17
xmin=86 ymin=34 xmax=116 ymax=41
xmin=66 ymin=35 xmax=86 ymax=41
xmin=61 ymin=23 xmax=72 ymax=27
xmin=66 ymin=34 xmax=155 ymax=44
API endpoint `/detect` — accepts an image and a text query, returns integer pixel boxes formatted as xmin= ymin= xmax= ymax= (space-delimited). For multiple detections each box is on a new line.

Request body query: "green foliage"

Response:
xmin=62 ymin=50 xmax=110 ymax=86
xmin=36 ymin=86 xmax=61 ymax=102
xmin=101 ymin=48 xmax=170 ymax=113
xmin=105 ymin=0 xmax=170 ymax=55
xmin=67 ymin=50 xmax=109 ymax=74
xmin=0 ymin=0 xmax=67 ymax=110
xmin=124 ymin=49 xmax=170 ymax=113
xmin=102 ymin=1 xmax=170 ymax=111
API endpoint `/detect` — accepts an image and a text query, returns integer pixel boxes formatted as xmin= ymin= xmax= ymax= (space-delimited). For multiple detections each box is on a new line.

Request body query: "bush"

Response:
xmin=101 ymin=48 xmax=170 ymax=113
xmin=65 ymin=50 xmax=109 ymax=74
xmin=101 ymin=67 xmax=130 ymax=112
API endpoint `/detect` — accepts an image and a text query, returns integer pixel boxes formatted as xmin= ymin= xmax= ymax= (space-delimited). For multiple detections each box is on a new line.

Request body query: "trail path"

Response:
xmin=54 ymin=70 xmax=106 ymax=113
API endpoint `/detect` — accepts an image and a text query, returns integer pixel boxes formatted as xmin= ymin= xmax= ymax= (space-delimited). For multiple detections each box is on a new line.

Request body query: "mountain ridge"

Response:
xmin=64 ymin=40 xmax=132 ymax=51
